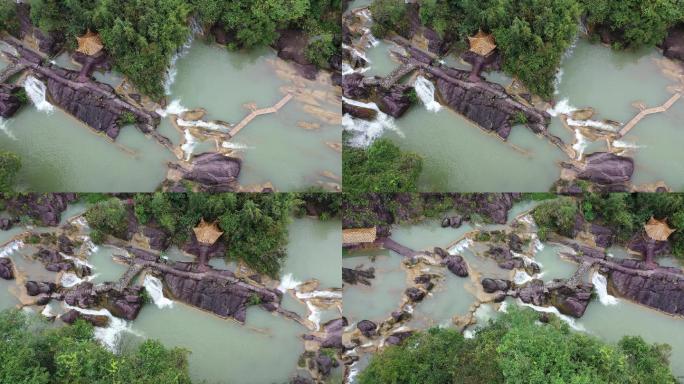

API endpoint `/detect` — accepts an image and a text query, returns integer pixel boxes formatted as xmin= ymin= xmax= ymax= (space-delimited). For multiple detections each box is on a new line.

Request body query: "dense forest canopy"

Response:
xmin=371 ymin=0 xmax=683 ymax=98
xmin=84 ymin=193 xmax=296 ymax=276
xmin=0 ymin=310 xmax=193 ymax=384
xmin=0 ymin=0 xmax=342 ymax=98
xmin=359 ymin=307 xmax=676 ymax=384
xmin=533 ymin=193 xmax=684 ymax=258
xmin=343 ymin=138 xmax=423 ymax=193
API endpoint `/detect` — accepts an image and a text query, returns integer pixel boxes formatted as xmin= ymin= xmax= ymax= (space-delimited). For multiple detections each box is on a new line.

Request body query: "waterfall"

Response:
xmin=277 ymin=273 xmax=302 ymax=292
xmin=591 ymin=272 xmax=619 ymax=306
xmin=0 ymin=240 xmax=23 ymax=258
xmin=24 ymin=76 xmax=54 ymax=113
xmin=221 ymin=141 xmax=250 ymax=150
xmin=514 ymin=270 xmax=534 ymax=285
xmin=60 ymin=272 xmax=98 ymax=288
xmin=612 ymin=140 xmax=644 ymax=150
xmin=177 ymin=118 xmax=229 ymax=132
xmin=414 ymin=76 xmax=442 ymax=112
xmin=60 ymin=253 xmax=94 ymax=269
xmin=306 ymin=301 xmax=322 ymax=330
xmin=143 ymin=275 xmax=174 ymax=309
xmin=0 ymin=117 xmax=17 ymax=140
xmin=63 ymin=304 xmax=140 ymax=352
xmin=342 ymin=97 xmax=403 ymax=147
xmin=518 ymin=300 xmax=585 ymax=331
xmin=163 ymin=19 xmax=202 ymax=95
xmin=347 ymin=361 xmax=360 ymax=383
xmin=181 ymin=129 xmax=197 ymax=161
xmin=572 ymin=128 xmax=588 ymax=159
xmin=448 ymin=238 xmax=473 ymax=254
xmin=498 ymin=301 xmax=509 ymax=312
xmin=155 ymin=99 xmax=188 ymax=118
xmin=296 ymin=290 xmax=343 ymax=300
xmin=554 ymin=34 xmax=579 ymax=95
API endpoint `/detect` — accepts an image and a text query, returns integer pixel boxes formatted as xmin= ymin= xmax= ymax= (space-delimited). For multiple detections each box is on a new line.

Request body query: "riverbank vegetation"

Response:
xmin=1 ymin=0 xmax=341 ymax=99
xmin=532 ymin=193 xmax=684 ymax=259
xmin=0 ymin=150 xmax=21 ymax=193
xmin=0 ymin=309 xmax=193 ymax=384
xmin=343 ymin=138 xmax=423 ymax=193
xmin=359 ymin=307 xmax=676 ymax=384
xmin=84 ymin=193 xmax=296 ymax=277
xmin=580 ymin=0 xmax=683 ymax=49
xmin=370 ymin=0 xmax=683 ymax=98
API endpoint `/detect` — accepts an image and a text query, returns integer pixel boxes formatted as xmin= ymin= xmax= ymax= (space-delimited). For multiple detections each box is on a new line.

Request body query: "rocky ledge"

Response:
xmin=661 ymin=23 xmax=684 ymax=63
xmin=166 ymin=152 xmax=242 ymax=192
xmin=0 ymin=84 xmax=25 ymax=118
xmin=3 ymin=193 xmax=77 ymax=226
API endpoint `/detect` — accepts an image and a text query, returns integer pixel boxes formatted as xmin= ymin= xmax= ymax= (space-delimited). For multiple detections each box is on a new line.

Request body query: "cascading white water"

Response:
xmin=572 ymin=128 xmax=588 ymax=159
xmin=518 ymin=300 xmax=585 ymax=331
xmin=591 ymin=272 xmax=619 ymax=306
xmin=24 ymin=76 xmax=54 ymax=113
xmin=414 ymin=76 xmax=442 ymax=112
xmin=0 ymin=240 xmax=23 ymax=258
xmin=448 ymin=238 xmax=473 ymax=254
xmin=163 ymin=19 xmax=203 ymax=95
xmin=514 ymin=270 xmax=534 ymax=285
xmin=553 ymin=34 xmax=579 ymax=95
xmin=221 ymin=141 xmax=250 ymax=150
xmin=63 ymin=304 xmax=140 ymax=352
xmin=295 ymin=290 xmax=343 ymax=300
xmin=181 ymin=129 xmax=197 ymax=161
xmin=60 ymin=253 xmax=95 ymax=269
xmin=0 ymin=117 xmax=17 ymax=140
xmin=143 ymin=275 xmax=174 ymax=309
xmin=177 ymin=118 xmax=229 ymax=132
xmin=277 ymin=273 xmax=302 ymax=292
xmin=305 ymin=301 xmax=322 ymax=330
xmin=155 ymin=99 xmax=189 ymax=118
xmin=60 ymin=273 xmax=84 ymax=288
xmin=342 ymin=97 xmax=404 ymax=147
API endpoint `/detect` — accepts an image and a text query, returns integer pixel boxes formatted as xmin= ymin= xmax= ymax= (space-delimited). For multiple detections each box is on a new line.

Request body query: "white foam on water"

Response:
xmin=177 ymin=118 xmax=229 ymax=132
xmin=572 ymin=128 xmax=588 ymax=159
xmin=60 ymin=272 xmax=98 ymax=288
xmin=591 ymin=272 xmax=619 ymax=306
xmin=63 ymin=304 xmax=141 ymax=352
xmin=155 ymin=99 xmax=189 ymax=118
xmin=0 ymin=240 xmax=23 ymax=258
xmin=221 ymin=141 xmax=250 ymax=150
xmin=414 ymin=76 xmax=442 ymax=113
xmin=342 ymin=62 xmax=371 ymax=76
xmin=143 ymin=275 xmax=174 ymax=309
xmin=181 ymin=129 xmax=197 ymax=161
xmin=547 ymin=98 xmax=577 ymax=117
xmin=342 ymin=97 xmax=404 ymax=147
xmin=306 ymin=300 xmax=322 ymax=330
xmin=567 ymin=117 xmax=617 ymax=132
xmin=553 ymin=35 xmax=578 ymax=95
xmin=463 ymin=329 xmax=475 ymax=339
xmin=514 ymin=270 xmax=534 ymax=285
xmin=277 ymin=273 xmax=302 ymax=292
xmin=448 ymin=238 xmax=473 ymax=255
xmin=163 ymin=18 xmax=202 ymax=95
xmin=296 ymin=290 xmax=343 ymax=300
xmin=347 ymin=360 xmax=360 ymax=383
xmin=518 ymin=299 xmax=585 ymax=331
xmin=24 ymin=76 xmax=54 ymax=113
xmin=0 ymin=117 xmax=17 ymax=140
xmin=60 ymin=253 xmax=95 ymax=269
xmin=612 ymin=140 xmax=644 ymax=149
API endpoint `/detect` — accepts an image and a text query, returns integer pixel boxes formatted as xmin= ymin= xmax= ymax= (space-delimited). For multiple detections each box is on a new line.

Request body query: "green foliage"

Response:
xmin=512 ymin=110 xmax=528 ymax=125
xmin=0 ymin=150 xmax=21 ymax=193
xmin=79 ymin=193 xmax=110 ymax=204
xmin=305 ymin=33 xmax=337 ymax=69
xmin=84 ymin=198 xmax=129 ymax=240
xmin=133 ymin=193 xmax=296 ymax=276
xmin=0 ymin=0 xmax=18 ymax=34
xmin=580 ymin=0 xmax=684 ymax=49
xmin=296 ymin=187 xmax=342 ymax=220
xmin=247 ymin=293 xmax=261 ymax=306
xmin=343 ymin=139 xmax=423 ymax=193
xmin=532 ymin=197 xmax=578 ymax=239
xmin=523 ymin=192 xmax=557 ymax=201
xmin=581 ymin=193 xmax=684 ymax=259
xmin=0 ymin=309 xmax=193 ymax=384
xmin=118 ymin=111 xmax=137 ymax=125
xmin=359 ymin=307 xmax=676 ymax=384
xmin=370 ymin=0 xmax=411 ymax=38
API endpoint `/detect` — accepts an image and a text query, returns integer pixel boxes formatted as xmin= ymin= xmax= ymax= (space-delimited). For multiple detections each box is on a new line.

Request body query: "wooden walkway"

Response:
xmin=380 ymin=62 xmax=417 ymax=89
xmin=618 ymin=93 xmax=681 ymax=137
xmin=228 ymin=93 xmax=293 ymax=137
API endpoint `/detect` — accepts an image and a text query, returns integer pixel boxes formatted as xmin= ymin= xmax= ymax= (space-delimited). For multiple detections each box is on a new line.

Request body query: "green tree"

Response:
xmin=343 ymin=138 xmax=423 ymax=193
xmin=84 ymin=197 xmax=129 ymax=242
xmin=0 ymin=0 xmax=19 ymax=34
xmin=0 ymin=150 xmax=21 ymax=193
xmin=532 ymin=196 xmax=578 ymax=240
xmin=581 ymin=0 xmax=684 ymax=49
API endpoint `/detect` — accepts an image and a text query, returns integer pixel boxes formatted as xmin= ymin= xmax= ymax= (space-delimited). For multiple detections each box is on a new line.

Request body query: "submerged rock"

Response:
xmin=26 ymin=280 xmax=56 ymax=296
xmin=0 ymin=258 xmax=14 ymax=280
xmin=481 ymin=278 xmax=511 ymax=293
xmin=342 ymin=266 xmax=375 ymax=285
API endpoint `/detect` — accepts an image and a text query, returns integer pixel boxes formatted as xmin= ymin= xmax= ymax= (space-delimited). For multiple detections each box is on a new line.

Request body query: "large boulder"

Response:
xmin=357 ymin=320 xmax=377 ymax=337
xmin=0 ymin=258 xmax=13 ymax=280
xmin=25 ymin=280 xmax=56 ymax=296
xmin=576 ymin=152 xmax=634 ymax=185
xmin=0 ymin=84 xmax=25 ymax=118
xmin=273 ymin=29 xmax=318 ymax=79
xmin=444 ymin=255 xmax=468 ymax=277
xmin=385 ymin=331 xmax=413 ymax=346
xmin=342 ymin=100 xmax=377 ymax=120
xmin=342 ymin=266 xmax=375 ymax=285
xmin=404 ymin=287 xmax=426 ymax=302
xmin=60 ymin=309 xmax=110 ymax=327
xmin=441 ymin=215 xmax=463 ymax=228
xmin=181 ymin=153 xmax=241 ymax=192
xmin=550 ymin=284 xmax=592 ymax=318
xmin=377 ymin=84 xmax=413 ymax=118
xmin=342 ymin=73 xmax=372 ymax=100
xmin=482 ymin=278 xmax=511 ymax=293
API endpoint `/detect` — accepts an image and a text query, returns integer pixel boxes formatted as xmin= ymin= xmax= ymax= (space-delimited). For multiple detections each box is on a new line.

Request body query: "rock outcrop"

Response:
xmin=4 ymin=193 xmax=77 ymax=226
xmin=171 ymin=152 xmax=242 ymax=192
xmin=0 ymin=84 xmax=25 ymax=118
xmin=444 ymin=255 xmax=468 ymax=277
xmin=60 ymin=309 xmax=110 ymax=327
xmin=608 ymin=260 xmax=684 ymax=316
xmin=576 ymin=152 xmax=634 ymax=185
xmin=0 ymin=258 xmax=14 ymax=280
xmin=342 ymin=266 xmax=375 ymax=285
xmin=662 ymin=23 xmax=684 ymax=62
xmin=357 ymin=320 xmax=377 ymax=337
xmin=274 ymin=29 xmax=318 ymax=80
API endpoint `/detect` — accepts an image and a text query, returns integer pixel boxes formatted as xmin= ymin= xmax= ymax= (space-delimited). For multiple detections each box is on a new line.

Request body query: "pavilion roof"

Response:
xmin=468 ymin=30 xmax=497 ymax=56
xmin=342 ymin=227 xmax=377 ymax=245
xmin=193 ymin=219 xmax=224 ymax=244
xmin=644 ymin=217 xmax=675 ymax=241
xmin=76 ymin=30 xmax=104 ymax=56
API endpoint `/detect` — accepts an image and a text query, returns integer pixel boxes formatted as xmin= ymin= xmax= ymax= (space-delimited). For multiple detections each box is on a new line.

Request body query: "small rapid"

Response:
xmin=414 ymin=76 xmax=442 ymax=113
xmin=24 ymin=76 xmax=54 ymax=113
xmin=143 ymin=275 xmax=174 ymax=309
xmin=591 ymin=272 xmax=619 ymax=306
